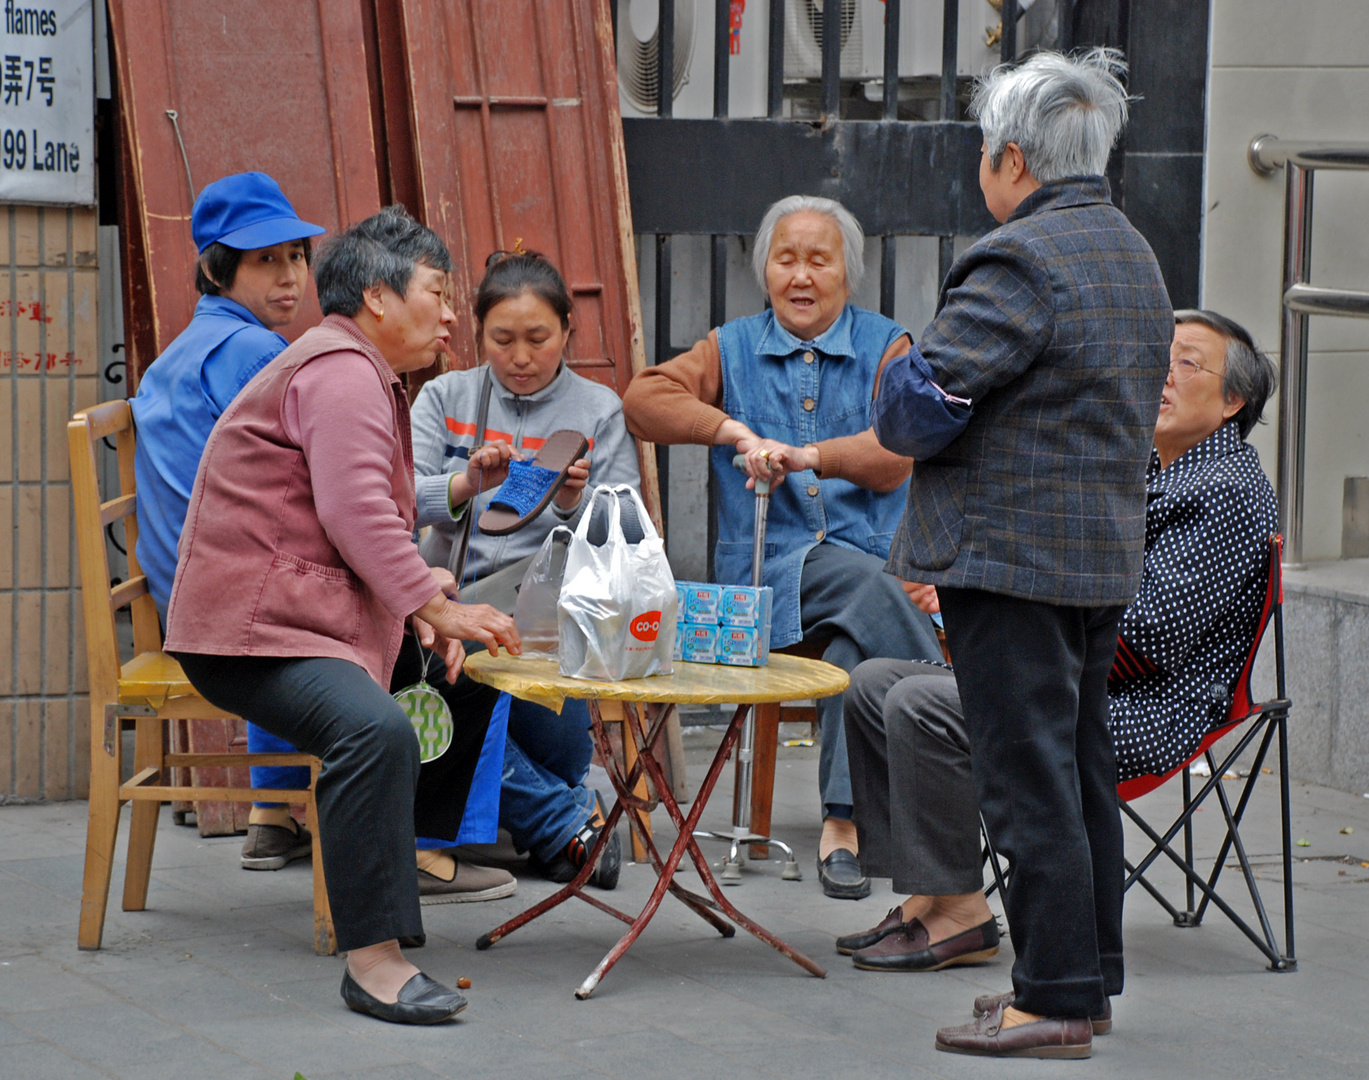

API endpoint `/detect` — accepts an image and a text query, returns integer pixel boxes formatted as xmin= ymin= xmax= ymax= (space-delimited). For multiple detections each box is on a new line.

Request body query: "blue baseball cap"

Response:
xmin=191 ymin=172 xmax=326 ymax=253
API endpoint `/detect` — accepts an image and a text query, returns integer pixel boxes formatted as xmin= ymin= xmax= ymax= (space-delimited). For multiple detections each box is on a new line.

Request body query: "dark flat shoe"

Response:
xmin=836 ymin=907 xmax=904 ymax=955
xmin=852 ymin=917 xmax=999 ymax=972
xmin=340 ymin=969 xmax=466 ymax=1025
xmin=974 ymin=990 xmax=1112 ymax=1036
xmin=816 ymin=849 xmax=870 ymax=900
xmin=936 ymin=1003 xmax=1092 ymax=1059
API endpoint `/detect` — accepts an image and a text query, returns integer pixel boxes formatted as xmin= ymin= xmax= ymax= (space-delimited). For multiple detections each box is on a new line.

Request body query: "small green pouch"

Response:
xmin=392 ymin=650 xmax=454 ymax=763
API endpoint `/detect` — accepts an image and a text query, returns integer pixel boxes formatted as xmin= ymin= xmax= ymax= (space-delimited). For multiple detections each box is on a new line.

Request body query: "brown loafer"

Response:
xmin=836 ymin=907 xmax=904 ymax=955
xmin=852 ymin=917 xmax=999 ymax=972
xmin=973 ymin=991 xmax=1112 ymax=1036
xmin=936 ymin=1003 xmax=1092 ymax=1059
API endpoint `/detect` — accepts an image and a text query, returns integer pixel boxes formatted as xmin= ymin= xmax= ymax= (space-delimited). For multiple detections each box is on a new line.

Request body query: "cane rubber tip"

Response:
xmin=475 ymin=934 xmax=494 ymax=951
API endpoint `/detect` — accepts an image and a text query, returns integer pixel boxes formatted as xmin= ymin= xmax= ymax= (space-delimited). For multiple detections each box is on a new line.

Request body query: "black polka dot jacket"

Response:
xmin=1109 ymin=420 xmax=1278 ymax=781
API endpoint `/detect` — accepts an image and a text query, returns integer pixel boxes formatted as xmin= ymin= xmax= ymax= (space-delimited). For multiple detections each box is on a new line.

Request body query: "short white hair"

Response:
xmin=971 ymin=47 xmax=1131 ymax=183
xmin=751 ymin=195 xmax=865 ymax=293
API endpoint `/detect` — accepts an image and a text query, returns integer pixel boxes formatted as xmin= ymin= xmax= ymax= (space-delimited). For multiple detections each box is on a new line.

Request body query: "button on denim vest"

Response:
xmin=713 ymin=304 xmax=910 ymax=647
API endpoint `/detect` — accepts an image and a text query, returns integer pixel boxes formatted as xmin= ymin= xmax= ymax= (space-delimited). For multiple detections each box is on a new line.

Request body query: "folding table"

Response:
xmin=463 ymin=652 xmax=848 ymax=998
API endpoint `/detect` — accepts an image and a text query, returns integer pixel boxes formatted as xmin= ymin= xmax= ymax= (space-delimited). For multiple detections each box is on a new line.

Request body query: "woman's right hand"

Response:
xmin=449 ymin=440 xmax=520 ymax=505
xmin=413 ymin=594 xmax=522 ymax=679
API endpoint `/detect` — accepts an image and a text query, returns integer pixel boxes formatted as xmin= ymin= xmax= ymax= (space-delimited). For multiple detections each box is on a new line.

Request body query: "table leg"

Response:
xmin=574 ymin=702 xmax=825 ymax=999
xmin=622 ymin=703 xmax=827 ymax=984
xmin=476 ymin=699 xmax=690 ymax=951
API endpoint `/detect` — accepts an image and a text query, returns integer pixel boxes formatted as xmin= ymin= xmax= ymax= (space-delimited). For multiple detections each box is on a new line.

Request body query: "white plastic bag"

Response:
xmin=512 ymin=527 xmax=573 ymax=660
xmin=558 ymin=485 xmax=677 ymax=681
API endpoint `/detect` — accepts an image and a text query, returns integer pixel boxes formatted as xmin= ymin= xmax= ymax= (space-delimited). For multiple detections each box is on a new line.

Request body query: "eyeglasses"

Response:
xmin=1169 ymin=356 xmax=1221 ymax=383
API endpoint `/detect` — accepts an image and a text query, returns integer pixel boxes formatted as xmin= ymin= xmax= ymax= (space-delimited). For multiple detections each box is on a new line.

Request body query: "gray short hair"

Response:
xmin=1174 ymin=309 xmax=1277 ymax=440
xmin=314 ymin=205 xmax=452 ymax=318
xmin=751 ymin=195 xmax=865 ymax=294
xmin=971 ymin=47 xmax=1131 ymax=182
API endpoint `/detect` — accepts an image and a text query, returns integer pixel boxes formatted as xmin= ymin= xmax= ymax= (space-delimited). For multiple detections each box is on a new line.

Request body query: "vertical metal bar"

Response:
xmin=714 ymin=0 xmax=731 ymax=116
xmin=707 ymin=234 xmax=726 ymax=580
xmin=821 ymin=0 xmax=842 ymax=120
xmin=940 ymin=0 xmax=957 ymax=122
xmin=1056 ymin=0 xmax=1075 ymax=50
xmin=655 ymin=234 xmax=673 ymax=516
xmin=768 ymin=0 xmax=785 ymax=118
xmin=1276 ymin=163 xmax=1313 ymax=566
xmin=880 ymin=237 xmax=896 ymax=318
xmin=938 ymin=236 xmax=955 ymax=287
xmin=1001 ymin=0 xmax=1017 ymax=62
xmin=882 ymin=0 xmax=900 ymax=121
xmin=659 ymin=0 xmax=676 ymax=118
xmin=1182 ymin=767 xmax=1195 ymax=915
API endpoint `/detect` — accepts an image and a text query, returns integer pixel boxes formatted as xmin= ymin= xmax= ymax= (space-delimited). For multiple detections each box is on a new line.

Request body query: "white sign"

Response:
xmin=0 ymin=1 xmax=94 ymax=205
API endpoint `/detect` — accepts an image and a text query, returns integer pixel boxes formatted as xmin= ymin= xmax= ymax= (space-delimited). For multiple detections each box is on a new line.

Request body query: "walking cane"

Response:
xmin=693 ymin=455 xmax=802 ymax=884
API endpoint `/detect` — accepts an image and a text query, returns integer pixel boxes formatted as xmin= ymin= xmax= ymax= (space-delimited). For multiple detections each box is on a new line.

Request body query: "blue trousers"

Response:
xmin=500 ymin=696 xmax=596 ymax=864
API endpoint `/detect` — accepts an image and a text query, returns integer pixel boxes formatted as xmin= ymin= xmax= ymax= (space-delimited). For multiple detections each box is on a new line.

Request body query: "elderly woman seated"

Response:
xmin=622 ymin=195 xmax=944 ymax=899
xmin=166 ymin=206 xmax=520 ymax=1025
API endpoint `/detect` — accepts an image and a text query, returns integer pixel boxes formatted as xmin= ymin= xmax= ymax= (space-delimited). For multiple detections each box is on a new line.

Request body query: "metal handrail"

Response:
xmin=1247 ymin=135 xmax=1369 ymax=567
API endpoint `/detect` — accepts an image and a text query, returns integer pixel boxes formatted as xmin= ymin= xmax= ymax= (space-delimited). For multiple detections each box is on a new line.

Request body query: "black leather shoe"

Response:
xmin=340 ymin=970 xmax=466 ymax=1025
xmin=836 ymin=907 xmax=904 ymax=955
xmin=816 ymin=849 xmax=871 ymax=900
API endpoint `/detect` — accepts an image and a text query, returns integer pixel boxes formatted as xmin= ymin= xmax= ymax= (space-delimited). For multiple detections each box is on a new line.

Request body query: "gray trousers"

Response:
xmin=799 ymin=545 xmax=945 ymax=817
xmin=844 ymin=658 xmax=983 ymax=896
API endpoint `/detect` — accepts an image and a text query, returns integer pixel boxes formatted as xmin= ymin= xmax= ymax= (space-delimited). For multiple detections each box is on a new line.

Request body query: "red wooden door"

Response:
xmin=108 ymin=0 xmax=384 ymax=382
xmin=393 ymin=0 xmax=658 ymax=521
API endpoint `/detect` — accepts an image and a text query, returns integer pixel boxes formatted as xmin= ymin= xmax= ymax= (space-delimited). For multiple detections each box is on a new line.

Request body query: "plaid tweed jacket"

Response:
xmin=885 ymin=177 xmax=1173 ymax=606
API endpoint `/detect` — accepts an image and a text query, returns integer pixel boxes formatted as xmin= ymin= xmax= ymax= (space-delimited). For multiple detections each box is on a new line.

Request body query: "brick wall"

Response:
xmin=1 ymin=204 xmax=100 ymax=801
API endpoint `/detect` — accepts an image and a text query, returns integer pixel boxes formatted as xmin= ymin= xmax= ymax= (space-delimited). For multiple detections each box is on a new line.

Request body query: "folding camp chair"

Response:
xmin=1118 ymin=534 xmax=1295 ymax=971
xmin=981 ymin=535 xmax=1295 ymax=972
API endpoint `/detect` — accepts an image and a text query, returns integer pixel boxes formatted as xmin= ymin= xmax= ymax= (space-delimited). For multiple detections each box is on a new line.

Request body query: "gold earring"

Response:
xmin=376 ymin=308 xmax=384 ymax=321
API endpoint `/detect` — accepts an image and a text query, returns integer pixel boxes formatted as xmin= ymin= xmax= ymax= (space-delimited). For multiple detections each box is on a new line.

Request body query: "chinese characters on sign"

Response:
xmin=0 ymin=1 xmax=94 ymax=204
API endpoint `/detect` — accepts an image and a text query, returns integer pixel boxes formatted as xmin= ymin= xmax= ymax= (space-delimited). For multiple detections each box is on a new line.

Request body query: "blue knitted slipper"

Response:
xmin=478 ymin=429 xmax=589 ymax=536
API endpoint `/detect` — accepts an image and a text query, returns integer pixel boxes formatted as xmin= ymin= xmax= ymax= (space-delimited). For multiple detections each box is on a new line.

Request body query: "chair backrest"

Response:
xmin=1117 ymin=534 xmax=1282 ymax=802
xmin=68 ymin=402 xmax=165 ymax=705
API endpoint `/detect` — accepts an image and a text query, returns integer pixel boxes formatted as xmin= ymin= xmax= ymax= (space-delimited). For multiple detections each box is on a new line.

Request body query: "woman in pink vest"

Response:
xmin=165 ymin=207 xmax=520 ymax=1025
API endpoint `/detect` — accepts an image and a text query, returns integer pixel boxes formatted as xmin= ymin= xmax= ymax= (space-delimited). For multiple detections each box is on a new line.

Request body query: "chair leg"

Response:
xmin=747 ymin=703 xmax=780 ymax=860
xmin=78 ymin=702 xmax=122 ymax=950
xmin=307 ymin=760 xmax=336 ymax=956
xmin=121 ymin=715 xmax=163 ymax=912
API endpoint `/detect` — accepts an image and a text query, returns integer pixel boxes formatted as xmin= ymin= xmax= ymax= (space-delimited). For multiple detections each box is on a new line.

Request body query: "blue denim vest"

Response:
xmin=713 ymin=304 xmax=910 ymax=647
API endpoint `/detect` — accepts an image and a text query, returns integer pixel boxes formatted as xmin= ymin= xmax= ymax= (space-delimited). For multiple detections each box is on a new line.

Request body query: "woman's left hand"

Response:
xmin=553 ymin=456 xmax=591 ymax=511
xmin=740 ymin=439 xmax=820 ymax=489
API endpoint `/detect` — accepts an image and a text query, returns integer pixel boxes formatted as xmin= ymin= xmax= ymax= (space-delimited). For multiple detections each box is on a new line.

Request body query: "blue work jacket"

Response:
xmin=130 ymin=295 xmax=288 ymax=617
xmin=712 ymin=304 xmax=910 ymax=647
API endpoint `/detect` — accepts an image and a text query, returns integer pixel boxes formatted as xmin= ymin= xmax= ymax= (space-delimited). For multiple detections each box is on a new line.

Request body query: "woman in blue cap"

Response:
xmin=131 ymin=171 xmax=327 ymax=867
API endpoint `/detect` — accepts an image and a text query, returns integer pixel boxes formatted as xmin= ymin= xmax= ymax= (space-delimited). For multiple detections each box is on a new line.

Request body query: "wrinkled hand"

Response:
xmin=409 ymin=612 xmax=467 ymax=683
xmin=554 ymin=456 xmax=591 ymax=510
xmin=901 ymin=580 xmax=940 ymax=615
xmin=739 ymin=438 xmax=818 ymax=489
xmin=414 ymin=592 xmax=522 ymax=667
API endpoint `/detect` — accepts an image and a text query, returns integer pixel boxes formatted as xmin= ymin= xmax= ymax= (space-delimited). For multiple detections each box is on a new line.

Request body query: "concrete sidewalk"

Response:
xmin=1 ymin=726 xmax=1366 ymax=1080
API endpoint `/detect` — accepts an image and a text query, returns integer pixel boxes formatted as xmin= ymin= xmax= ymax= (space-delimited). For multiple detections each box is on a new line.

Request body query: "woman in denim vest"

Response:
xmin=622 ymin=196 xmax=943 ymax=900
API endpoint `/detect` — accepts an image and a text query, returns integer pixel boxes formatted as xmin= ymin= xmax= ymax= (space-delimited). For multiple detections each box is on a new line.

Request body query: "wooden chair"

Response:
xmin=69 ymin=401 xmax=335 ymax=955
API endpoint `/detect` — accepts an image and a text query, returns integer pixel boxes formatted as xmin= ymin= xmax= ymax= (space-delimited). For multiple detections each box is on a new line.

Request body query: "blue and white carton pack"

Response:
xmin=677 ymin=623 xmax=720 ymax=663
xmin=717 ymin=626 xmax=770 ymax=667
xmin=680 ymin=582 xmax=722 ymax=622
xmin=719 ymin=585 xmax=772 ymax=629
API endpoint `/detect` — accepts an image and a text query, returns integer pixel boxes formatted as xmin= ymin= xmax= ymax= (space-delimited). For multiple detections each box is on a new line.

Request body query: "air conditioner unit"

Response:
xmin=783 ymin=0 xmax=1034 ymax=82
xmin=617 ymin=0 xmax=702 ymax=118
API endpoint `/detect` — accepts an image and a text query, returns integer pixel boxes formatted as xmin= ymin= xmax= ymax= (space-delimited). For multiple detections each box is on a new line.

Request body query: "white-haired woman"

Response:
xmin=622 ymin=195 xmax=944 ymax=900
xmin=871 ymin=49 xmax=1172 ymax=1058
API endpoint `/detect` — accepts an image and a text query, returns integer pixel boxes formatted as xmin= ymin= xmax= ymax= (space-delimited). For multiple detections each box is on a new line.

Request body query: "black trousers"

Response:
xmin=938 ymin=587 xmax=1125 ymax=1019
xmin=177 ymin=645 xmax=496 ymax=952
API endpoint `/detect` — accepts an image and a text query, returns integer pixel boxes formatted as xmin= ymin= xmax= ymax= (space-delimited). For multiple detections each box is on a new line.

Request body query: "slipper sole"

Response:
xmin=478 ymin=429 xmax=588 ymax=536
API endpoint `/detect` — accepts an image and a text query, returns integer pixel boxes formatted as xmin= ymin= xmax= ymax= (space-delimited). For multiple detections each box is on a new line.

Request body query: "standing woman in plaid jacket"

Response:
xmin=872 ymin=49 xmax=1173 ymax=1058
